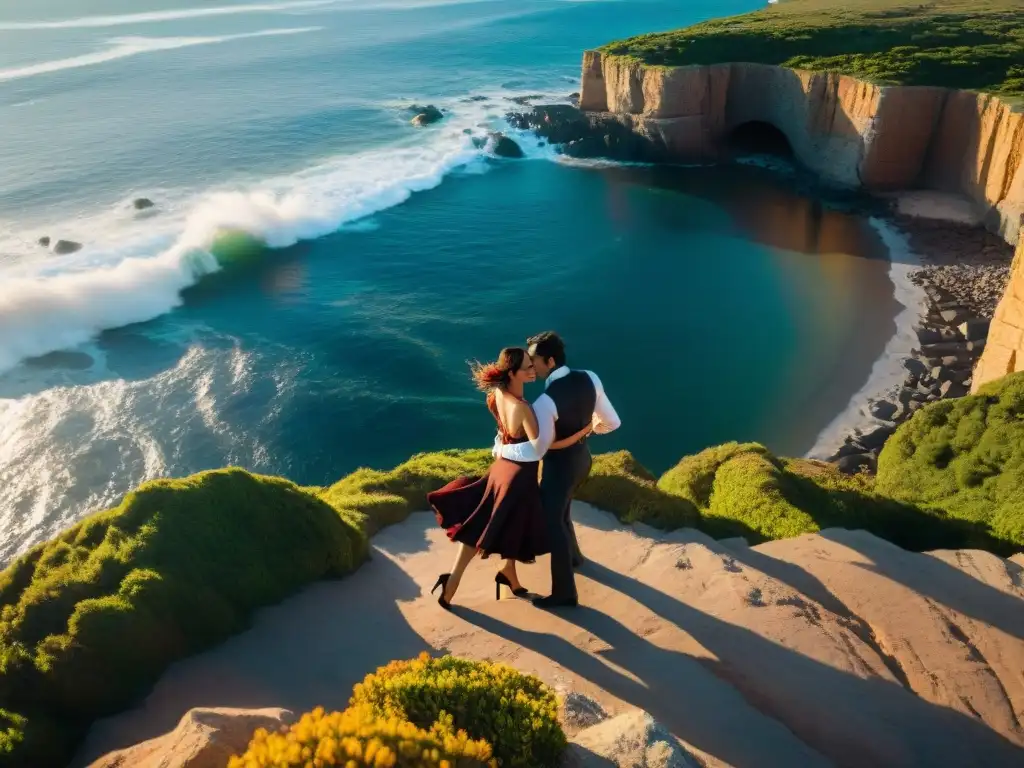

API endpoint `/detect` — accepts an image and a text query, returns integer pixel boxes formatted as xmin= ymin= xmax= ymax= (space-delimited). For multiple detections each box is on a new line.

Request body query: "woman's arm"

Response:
xmin=550 ymin=423 xmax=593 ymax=450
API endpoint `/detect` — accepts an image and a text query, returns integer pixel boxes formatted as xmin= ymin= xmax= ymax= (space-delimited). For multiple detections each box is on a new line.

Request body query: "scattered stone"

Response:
xmin=869 ymin=400 xmax=898 ymax=421
xmin=939 ymin=308 xmax=969 ymax=324
xmin=489 ymin=132 xmax=525 ymax=158
xmin=133 ymin=197 xmax=155 ymax=210
xmin=903 ymin=358 xmax=928 ymax=378
xmin=410 ymin=104 xmax=444 ymax=126
xmin=471 ymin=136 xmax=487 ymax=149
xmin=959 ymin=318 xmax=990 ymax=342
xmin=857 ymin=424 xmax=896 ymax=451
xmin=53 ymin=239 xmax=82 ymax=254
xmin=940 ymin=380 xmax=969 ymax=399
xmin=37 ymin=236 xmax=50 ymax=247
xmin=561 ymin=691 xmax=609 ymax=730
xmin=568 ymin=710 xmax=696 ymax=768
xmin=837 ymin=453 xmax=877 ymax=475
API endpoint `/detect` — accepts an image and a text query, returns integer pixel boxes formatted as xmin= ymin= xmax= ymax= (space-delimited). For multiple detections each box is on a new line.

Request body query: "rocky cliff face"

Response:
xmin=579 ymin=51 xmax=1024 ymax=243
xmin=973 ymin=238 xmax=1024 ymax=390
xmin=579 ymin=50 xmax=1024 ymax=391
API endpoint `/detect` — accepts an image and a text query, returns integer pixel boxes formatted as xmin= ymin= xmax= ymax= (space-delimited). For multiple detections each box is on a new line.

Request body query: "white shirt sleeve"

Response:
xmin=586 ymin=370 xmax=622 ymax=435
xmin=498 ymin=393 xmax=557 ymax=462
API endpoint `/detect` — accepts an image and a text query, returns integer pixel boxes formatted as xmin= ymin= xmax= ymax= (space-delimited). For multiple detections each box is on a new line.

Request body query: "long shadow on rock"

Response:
xmin=581 ymin=561 xmax=1024 ymax=767
xmin=820 ymin=529 xmax=1024 ymax=643
xmin=74 ymin=551 xmax=429 ymax=766
xmin=456 ymin=605 xmax=831 ymax=768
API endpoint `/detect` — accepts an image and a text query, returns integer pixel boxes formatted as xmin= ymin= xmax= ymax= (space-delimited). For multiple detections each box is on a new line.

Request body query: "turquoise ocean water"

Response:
xmin=0 ymin=0 xmax=898 ymax=563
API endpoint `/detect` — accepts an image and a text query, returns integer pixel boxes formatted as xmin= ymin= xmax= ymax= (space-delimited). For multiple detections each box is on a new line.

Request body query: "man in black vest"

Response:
xmin=493 ymin=331 xmax=621 ymax=607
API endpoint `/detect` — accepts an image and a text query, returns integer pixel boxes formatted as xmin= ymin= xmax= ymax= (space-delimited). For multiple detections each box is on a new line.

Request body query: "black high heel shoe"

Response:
xmin=495 ymin=572 xmax=529 ymax=599
xmin=431 ymin=573 xmax=453 ymax=610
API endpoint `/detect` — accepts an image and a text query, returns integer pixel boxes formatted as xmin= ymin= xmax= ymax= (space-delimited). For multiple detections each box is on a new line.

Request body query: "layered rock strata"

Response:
xmin=577 ymin=52 xmax=1024 ymax=244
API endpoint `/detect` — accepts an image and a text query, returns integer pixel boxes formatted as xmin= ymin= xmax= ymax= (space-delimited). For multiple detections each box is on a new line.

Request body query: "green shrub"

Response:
xmin=577 ymin=451 xmax=699 ymax=529
xmin=876 ymin=371 xmax=1024 ymax=550
xmin=228 ymin=704 xmax=495 ymax=768
xmin=350 ymin=652 xmax=566 ymax=768
xmin=0 ymin=469 xmax=365 ymax=768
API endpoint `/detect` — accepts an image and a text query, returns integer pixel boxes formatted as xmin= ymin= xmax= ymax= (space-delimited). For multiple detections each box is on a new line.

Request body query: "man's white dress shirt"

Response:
xmin=492 ymin=366 xmax=621 ymax=463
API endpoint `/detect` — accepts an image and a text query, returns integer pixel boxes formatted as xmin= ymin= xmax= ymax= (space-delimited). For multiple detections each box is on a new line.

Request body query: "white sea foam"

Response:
xmin=806 ymin=218 xmax=927 ymax=459
xmin=0 ymin=28 xmax=322 ymax=83
xmin=0 ymin=2 xmax=334 ymax=31
xmin=0 ymin=92 xmax=558 ymax=374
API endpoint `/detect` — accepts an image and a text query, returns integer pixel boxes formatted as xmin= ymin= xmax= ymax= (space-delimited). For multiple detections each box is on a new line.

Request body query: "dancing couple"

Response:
xmin=428 ymin=331 xmax=621 ymax=609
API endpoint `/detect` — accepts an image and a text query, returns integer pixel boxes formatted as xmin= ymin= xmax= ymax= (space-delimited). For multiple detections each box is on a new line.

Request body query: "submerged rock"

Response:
xmin=489 ymin=132 xmax=524 ymax=158
xmin=509 ymin=93 xmax=544 ymax=106
xmin=53 ymin=239 xmax=83 ymax=255
xmin=409 ymin=104 xmax=443 ymax=126
xmin=37 ymin=235 xmax=50 ymax=247
xmin=133 ymin=197 xmax=155 ymax=210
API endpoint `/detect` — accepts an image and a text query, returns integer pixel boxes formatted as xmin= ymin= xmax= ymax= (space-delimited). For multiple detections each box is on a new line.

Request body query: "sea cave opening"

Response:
xmin=726 ymin=120 xmax=794 ymax=158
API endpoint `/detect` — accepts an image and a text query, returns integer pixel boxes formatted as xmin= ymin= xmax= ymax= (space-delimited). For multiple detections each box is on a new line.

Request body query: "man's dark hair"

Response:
xmin=527 ymin=331 xmax=566 ymax=368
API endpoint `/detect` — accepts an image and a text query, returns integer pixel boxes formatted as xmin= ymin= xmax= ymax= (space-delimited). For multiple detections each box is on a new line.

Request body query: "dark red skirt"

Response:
xmin=428 ymin=458 xmax=549 ymax=562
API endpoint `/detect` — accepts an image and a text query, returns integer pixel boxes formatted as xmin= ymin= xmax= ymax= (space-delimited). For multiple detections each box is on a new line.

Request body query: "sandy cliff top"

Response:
xmin=80 ymin=502 xmax=1024 ymax=767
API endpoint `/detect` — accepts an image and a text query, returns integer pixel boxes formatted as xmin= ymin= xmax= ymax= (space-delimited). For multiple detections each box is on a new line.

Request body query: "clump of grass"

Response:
xmin=876 ymin=371 xmax=1024 ymax=548
xmin=600 ymin=1 xmax=1024 ymax=98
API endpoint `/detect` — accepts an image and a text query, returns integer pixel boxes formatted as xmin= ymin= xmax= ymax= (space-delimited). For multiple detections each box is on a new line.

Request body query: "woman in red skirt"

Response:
xmin=428 ymin=347 xmax=592 ymax=609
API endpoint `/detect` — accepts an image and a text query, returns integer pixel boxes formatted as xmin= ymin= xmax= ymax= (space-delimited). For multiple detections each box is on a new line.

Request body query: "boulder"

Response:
xmin=561 ymin=691 xmax=609 ymax=731
xmin=958 ymin=318 xmax=990 ymax=342
xmin=920 ymin=341 xmax=969 ymax=358
xmin=133 ymin=198 xmax=155 ymax=210
xmin=869 ymin=400 xmax=898 ymax=421
xmin=37 ymin=235 xmax=50 ymax=247
xmin=837 ymin=453 xmax=877 ymax=475
xmin=53 ymin=239 xmax=83 ymax=255
xmin=89 ymin=707 xmax=293 ymax=768
xmin=915 ymin=326 xmax=942 ymax=345
xmin=569 ymin=91 xmax=581 ymax=106
xmin=410 ymin=105 xmax=443 ymax=126
xmin=966 ymin=339 xmax=987 ymax=353
xmin=930 ymin=366 xmax=953 ymax=383
xmin=939 ymin=308 xmax=969 ymax=325
xmin=856 ymin=424 xmax=896 ymax=451
xmin=939 ymin=380 xmax=969 ymax=399
xmin=568 ymin=710 xmax=695 ymax=768
xmin=903 ymin=358 xmax=928 ymax=378
xmin=489 ymin=132 xmax=525 ymax=158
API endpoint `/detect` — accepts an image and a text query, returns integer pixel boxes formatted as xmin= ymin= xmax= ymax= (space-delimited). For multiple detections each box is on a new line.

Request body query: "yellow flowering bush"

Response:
xmin=350 ymin=653 xmax=566 ymax=767
xmin=228 ymin=705 xmax=495 ymax=768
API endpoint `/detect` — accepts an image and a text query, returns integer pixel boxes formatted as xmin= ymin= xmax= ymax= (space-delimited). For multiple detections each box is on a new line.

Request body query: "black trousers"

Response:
xmin=540 ymin=442 xmax=592 ymax=599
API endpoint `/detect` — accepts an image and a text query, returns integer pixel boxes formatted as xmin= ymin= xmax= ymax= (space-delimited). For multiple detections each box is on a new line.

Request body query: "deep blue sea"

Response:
xmin=0 ymin=0 xmax=899 ymax=563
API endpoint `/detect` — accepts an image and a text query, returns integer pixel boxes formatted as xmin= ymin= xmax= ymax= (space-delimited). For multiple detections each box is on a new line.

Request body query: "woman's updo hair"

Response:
xmin=470 ymin=347 xmax=528 ymax=392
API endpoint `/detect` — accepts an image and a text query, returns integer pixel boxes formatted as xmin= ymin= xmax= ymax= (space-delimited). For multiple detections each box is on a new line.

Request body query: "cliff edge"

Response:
xmin=579 ymin=51 xmax=1024 ymax=246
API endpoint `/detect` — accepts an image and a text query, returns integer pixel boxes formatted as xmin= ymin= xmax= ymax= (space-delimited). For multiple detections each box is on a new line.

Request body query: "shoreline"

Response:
xmin=805 ymin=217 xmax=926 ymax=461
xmin=808 ymin=201 xmax=1014 ymax=470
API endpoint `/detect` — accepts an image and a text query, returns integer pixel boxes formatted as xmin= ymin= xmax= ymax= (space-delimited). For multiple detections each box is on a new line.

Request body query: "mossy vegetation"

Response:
xmin=876 ymin=371 xmax=1024 ymax=547
xmin=3 ymin=374 xmax=1024 ymax=766
xmin=600 ymin=0 xmax=1024 ymax=99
